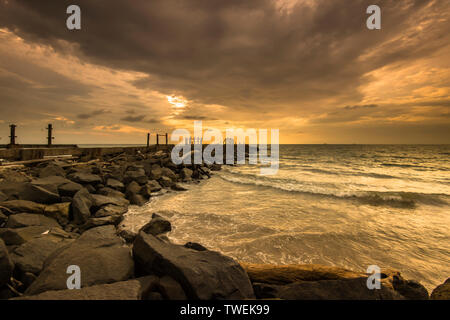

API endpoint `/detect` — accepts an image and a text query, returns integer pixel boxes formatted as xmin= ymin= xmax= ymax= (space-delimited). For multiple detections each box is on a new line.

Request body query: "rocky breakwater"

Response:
xmin=0 ymin=148 xmax=448 ymax=300
xmin=0 ymin=148 xmax=222 ymax=299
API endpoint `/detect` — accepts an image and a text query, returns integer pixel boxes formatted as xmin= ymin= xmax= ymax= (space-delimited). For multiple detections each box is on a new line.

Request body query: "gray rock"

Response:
xmin=171 ymin=183 xmax=188 ymax=191
xmin=68 ymin=172 xmax=102 ymax=185
xmin=97 ymin=187 xmax=126 ymax=199
xmin=10 ymin=237 xmax=73 ymax=276
xmin=149 ymin=167 xmax=163 ymax=180
xmin=17 ymin=276 xmax=158 ymax=300
xmin=85 ymin=184 xmax=96 ymax=193
xmin=58 ymin=181 xmax=83 ymax=197
xmin=38 ymin=164 xmax=66 ymax=178
xmin=0 ymin=212 xmax=7 ymax=226
xmin=95 ymin=204 xmax=128 ymax=218
xmin=159 ymin=176 xmax=174 ymax=188
xmin=0 ymin=182 xmax=60 ymax=204
xmin=0 ymin=239 xmax=14 ymax=287
xmin=91 ymin=194 xmax=129 ymax=209
xmin=0 ymin=226 xmax=50 ymax=245
xmin=6 ymin=213 xmax=60 ymax=229
xmin=80 ymin=215 xmax=123 ymax=231
xmin=145 ymin=180 xmax=162 ymax=193
xmin=106 ymin=178 xmax=125 ymax=191
xmin=392 ymin=276 xmax=429 ymax=300
xmin=157 ymin=275 xmax=187 ymax=300
xmin=180 ymin=168 xmax=193 ymax=180
xmin=25 ymin=225 xmax=134 ymax=295
xmin=129 ymin=194 xmax=147 ymax=206
xmin=26 ymin=184 xmax=61 ymax=204
xmin=125 ymin=181 xmax=141 ymax=197
xmin=0 ymin=191 xmax=8 ymax=202
xmin=72 ymin=188 xmax=94 ymax=225
xmin=123 ymin=169 xmax=148 ymax=185
xmin=184 ymin=242 xmax=207 ymax=251
xmin=43 ymin=202 xmax=71 ymax=226
xmin=140 ymin=217 xmax=171 ymax=236
xmin=0 ymin=200 xmax=45 ymax=215
xmin=431 ymin=278 xmax=450 ymax=300
xmin=0 ymin=226 xmax=73 ymax=247
xmin=252 ymin=278 xmax=405 ymax=300
xmin=133 ymin=232 xmax=255 ymax=300
xmin=161 ymin=168 xmax=177 ymax=180
xmin=118 ymin=229 xmax=137 ymax=244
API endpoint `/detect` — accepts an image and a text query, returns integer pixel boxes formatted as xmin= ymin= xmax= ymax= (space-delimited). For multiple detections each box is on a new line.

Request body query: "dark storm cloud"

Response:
xmin=1 ymin=0 xmax=448 ymax=113
xmin=344 ymin=104 xmax=378 ymax=110
xmin=120 ymin=114 xmax=146 ymax=122
xmin=120 ymin=111 xmax=160 ymax=123
xmin=77 ymin=109 xmax=109 ymax=120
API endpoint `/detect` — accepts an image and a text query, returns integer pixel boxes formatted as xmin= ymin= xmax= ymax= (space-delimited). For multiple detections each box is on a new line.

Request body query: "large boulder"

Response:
xmin=161 ymin=168 xmax=177 ymax=181
xmin=241 ymin=263 xmax=366 ymax=285
xmin=0 ymin=191 xmax=8 ymax=202
xmin=0 ymin=226 xmax=51 ymax=245
xmin=125 ymin=181 xmax=141 ymax=197
xmin=105 ymin=178 xmax=125 ymax=192
xmin=38 ymin=163 xmax=66 ymax=178
xmin=431 ymin=278 xmax=450 ymax=300
xmin=44 ymin=202 xmax=71 ymax=226
xmin=252 ymin=277 xmax=405 ymax=300
xmin=80 ymin=215 xmax=124 ymax=231
xmin=140 ymin=217 xmax=171 ymax=236
xmin=72 ymin=188 xmax=94 ymax=225
xmin=31 ymin=176 xmax=69 ymax=193
xmin=133 ymin=232 xmax=255 ymax=299
xmin=0 ymin=200 xmax=45 ymax=215
xmin=0 ymin=212 xmax=7 ymax=226
xmin=142 ymin=180 xmax=162 ymax=195
xmin=6 ymin=213 xmax=60 ymax=229
xmin=180 ymin=168 xmax=193 ymax=180
xmin=25 ymin=225 xmax=134 ymax=295
xmin=97 ymin=187 xmax=126 ymax=199
xmin=67 ymin=172 xmax=102 ymax=185
xmin=159 ymin=176 xmax=174 ymax=188
xmin=0 ymin=239 xmax=14 ymax=287
xmin=24 ymin=184 xmax=61 ymax=204
xmin=392 ymin=276 xmax=428 ymax=300
xmin=0 ymin=182 xmax=60 ymax=204
xmin=10 ymin=237 xmax=74 ymax=276
xmin=123 ymin=169 xmax=148 ymax=185
xmin=129 ymin=194 xmax=147 ymax=206
xmin=95 ymin=204 xmax=128 ymax=218
xmin=149 ymin=167 xmax=163 ymax=180
xmin=16 ymin=276 xmax=159 ymax=300
xmin=91 ymin=194 xmax=129 ymax=210
xmin=58 ymin=181 xmax=83 ymax=197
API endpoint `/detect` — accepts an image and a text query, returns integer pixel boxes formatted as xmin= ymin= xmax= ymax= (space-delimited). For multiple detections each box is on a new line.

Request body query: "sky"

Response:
xmin=0 ymin=0 xmax=449 ymax=144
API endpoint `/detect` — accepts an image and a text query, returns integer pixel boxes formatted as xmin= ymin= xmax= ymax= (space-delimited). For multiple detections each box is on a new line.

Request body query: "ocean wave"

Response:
xmin=218 ymin=171 xmax=449 ymax=208
xmin=299 ymin=167 xmax=398 ymax=179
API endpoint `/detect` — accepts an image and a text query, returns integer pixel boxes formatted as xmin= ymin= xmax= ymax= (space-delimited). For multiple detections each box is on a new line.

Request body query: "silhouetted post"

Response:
xmin=156 ymin=134 xmax=159 ymax=145
xmin=9 ymin=124 xmax=17 ymax=145
xmin=46 ymin=124 xmax=54 ymax=147
xmin=147 ymin=133 xmax=150 ymax=147
xmin=165 ymin=133 xmax=168 ymax=145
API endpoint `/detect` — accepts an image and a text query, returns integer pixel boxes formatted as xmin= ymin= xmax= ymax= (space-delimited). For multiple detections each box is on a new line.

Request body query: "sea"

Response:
xmin=123 ymin=144 xmax=450 ymax=291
